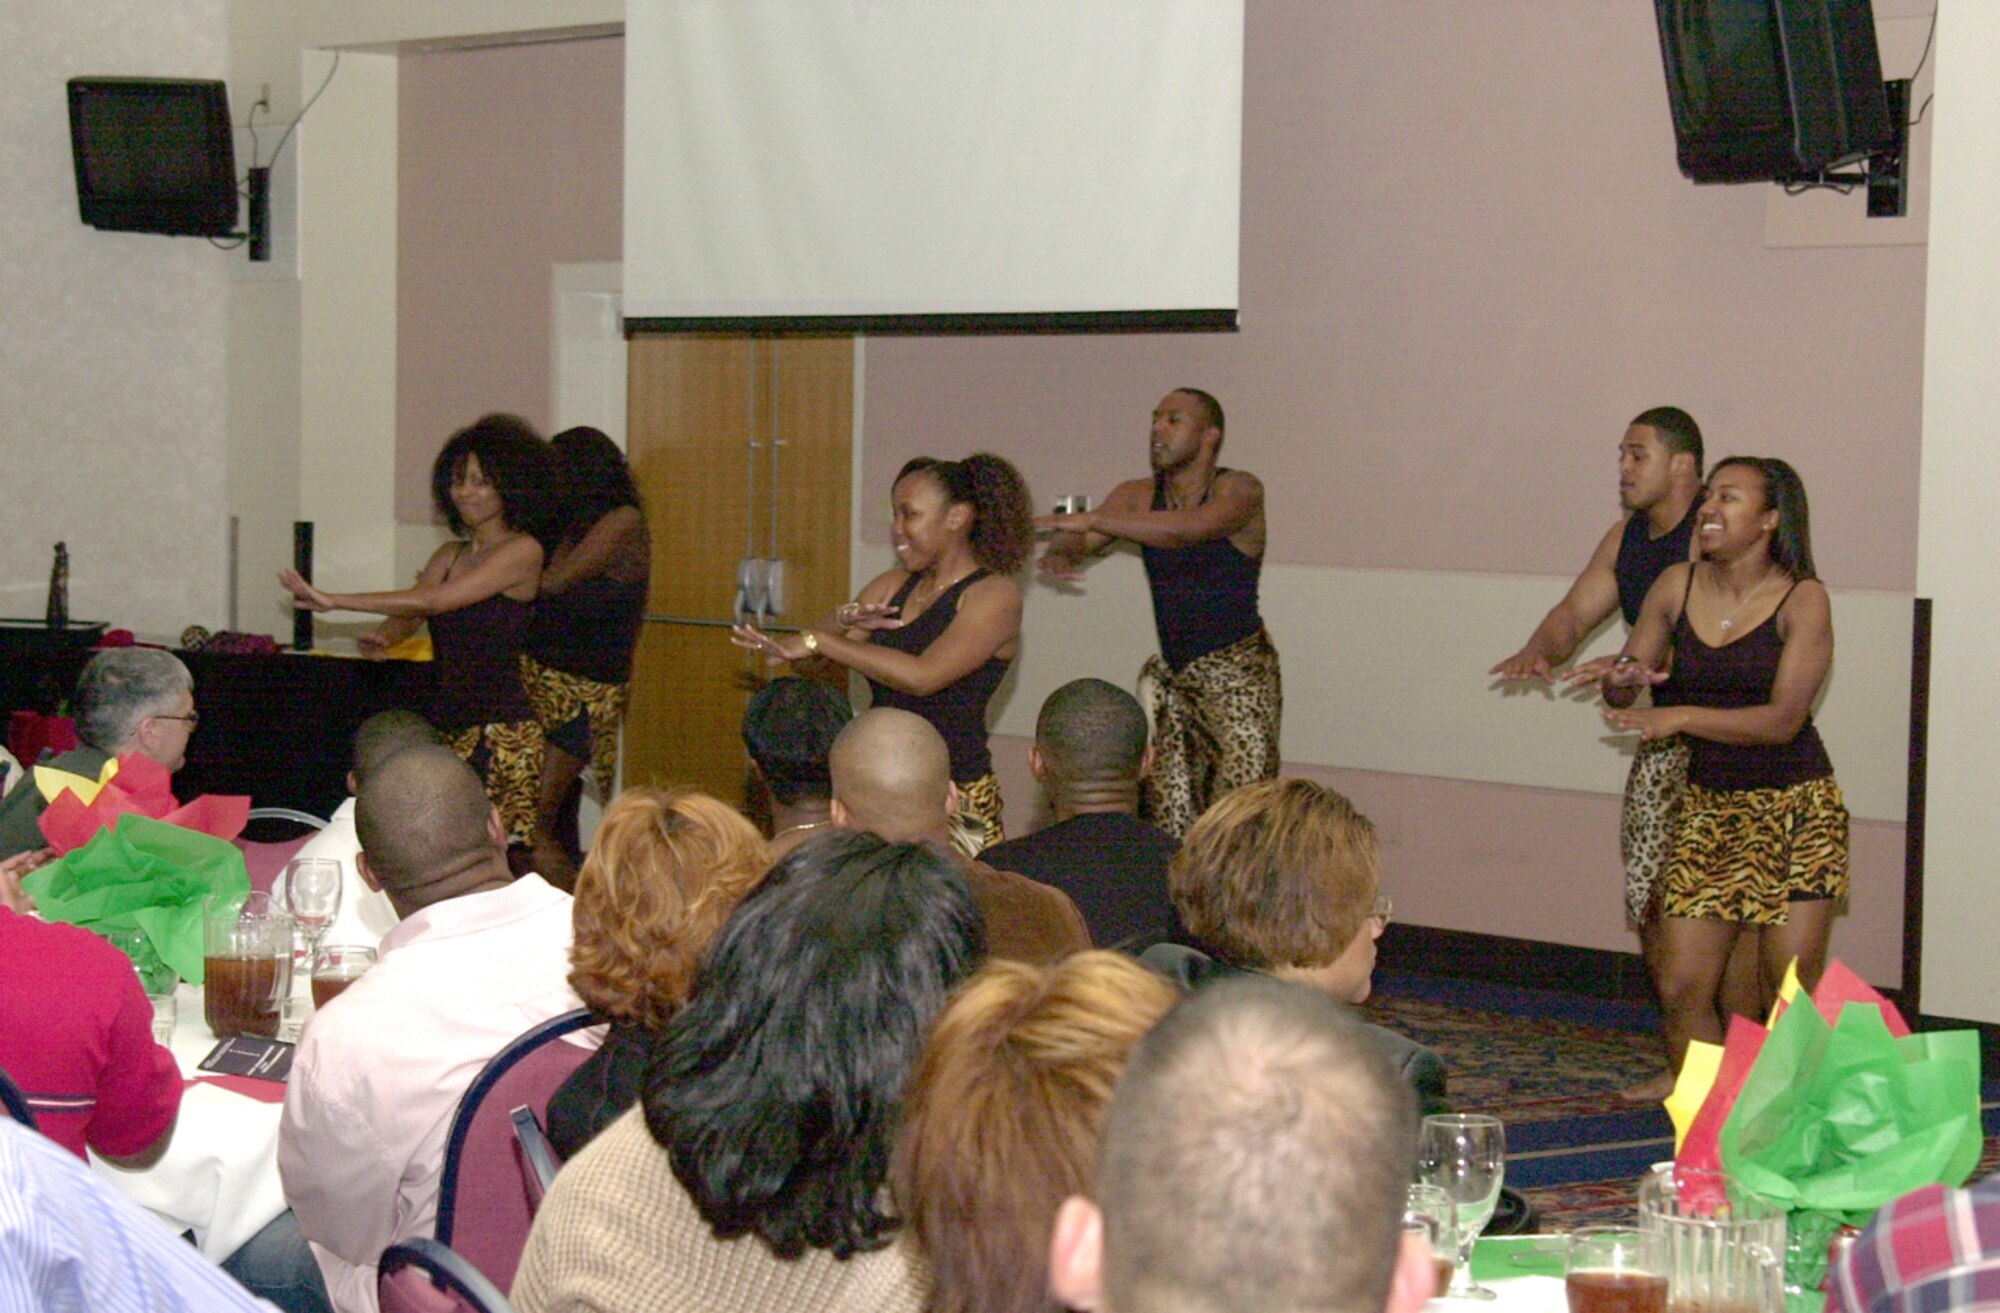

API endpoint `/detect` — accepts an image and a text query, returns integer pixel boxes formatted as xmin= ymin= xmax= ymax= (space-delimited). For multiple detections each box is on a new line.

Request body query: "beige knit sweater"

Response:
xmin=512 ymin=1107 xmax=932 ymax=1313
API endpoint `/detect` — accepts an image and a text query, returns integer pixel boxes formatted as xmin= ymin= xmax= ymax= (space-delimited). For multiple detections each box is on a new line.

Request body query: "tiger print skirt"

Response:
xmin=443 ymin=719 xmax=545 ymax=848
xmin=949 ymin=772 xmax=1006 ymax=857
xmin=520 ymin=655 xmax=629 ymax=805
xmin=1662 ymin=775 xmax=1848 ymax=924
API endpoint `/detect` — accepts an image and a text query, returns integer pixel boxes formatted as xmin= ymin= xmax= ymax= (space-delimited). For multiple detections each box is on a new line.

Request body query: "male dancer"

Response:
xmin=1037 ymin=388 xmax=1278 ymax=837
xmin=1491 ymin=405 xmax=1742 ymax=1100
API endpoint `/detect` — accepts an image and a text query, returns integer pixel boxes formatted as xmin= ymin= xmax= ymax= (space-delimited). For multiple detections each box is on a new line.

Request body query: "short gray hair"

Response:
xmin=76 ymin=650 xmax=193 ymax=752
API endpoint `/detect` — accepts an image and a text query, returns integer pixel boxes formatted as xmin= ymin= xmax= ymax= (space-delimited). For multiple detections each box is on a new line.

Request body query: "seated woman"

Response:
xmin=511 ymin=830 xmax=984 ymax=1313
xmin=892 ymin=952 xmax=1179 ymax=1313
xmin=1139 ymin=778 xmax=1448 ymax=1116
xmin=544 ymin=787 xmax=768 ymax=1159
xmin=281 ymin=414 xmax=555 ymax=852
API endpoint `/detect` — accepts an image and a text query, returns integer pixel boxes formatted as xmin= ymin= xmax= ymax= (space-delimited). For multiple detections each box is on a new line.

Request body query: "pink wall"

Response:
xmin=863 ymin=2 xmax=1925 ymax=592
xmin=395 ymin=37 xmax=624 ymax=521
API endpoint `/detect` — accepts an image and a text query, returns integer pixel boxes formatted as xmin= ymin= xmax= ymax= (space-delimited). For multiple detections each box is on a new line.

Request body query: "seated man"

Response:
xmin=0 ymin=1118 xmax=273 ymax=1310
xmin=1139 ymin=778 xmax=1447 ymax=1114
xmin=277 ymin=745 xmax=583 ymax=1313
xmin=285 ymin=709 xmax=439 ymax=948
xmin=1829 ymin=1172 xmax=2000 ymax=1313
xmin=0 ymin=900 xmax=179 ymax=1167
xmin=980 ymin=679 xmax=1181 ymax=951
xmin=830 ymin=708 xmax=1089 ymax=965
xmin=742 ymin=676 xmax=851 ymax=861
xmin=1049 ymin=975 xmax=1437 ymax=1313
xmin=0 ymin=649 xmax=198 ymax=859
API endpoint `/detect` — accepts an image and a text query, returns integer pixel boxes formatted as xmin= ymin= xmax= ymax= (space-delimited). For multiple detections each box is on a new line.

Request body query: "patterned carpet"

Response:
xmin=1360 ymin=972 xmax=2000 ymax=1231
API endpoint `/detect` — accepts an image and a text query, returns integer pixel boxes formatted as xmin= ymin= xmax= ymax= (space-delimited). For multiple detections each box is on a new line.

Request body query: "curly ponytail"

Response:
xmin=896 ymin=452 xmax=1035 ymax=574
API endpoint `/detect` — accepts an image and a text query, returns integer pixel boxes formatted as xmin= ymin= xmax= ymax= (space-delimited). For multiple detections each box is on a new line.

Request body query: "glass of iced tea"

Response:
xmin=1567 ymin=1227 xmax=1667 ymax=1313
xmin=310 ymin=943 xmax=377 ymax=1010
xmin=202 ymin=892 xmax=293 ymax=1039
xmin=1404 ymin=1182 xmax=1459 ymax=1296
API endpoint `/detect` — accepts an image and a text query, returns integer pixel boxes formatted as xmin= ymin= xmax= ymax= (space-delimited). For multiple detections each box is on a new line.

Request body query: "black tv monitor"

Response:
xmin=67 ymin=77 xmax=237 ymax=236
xmin=1655 ymin=0 xmax=1894 ymax=183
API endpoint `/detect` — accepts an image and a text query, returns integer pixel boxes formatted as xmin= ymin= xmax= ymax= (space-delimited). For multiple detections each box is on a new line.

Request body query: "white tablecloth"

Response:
xmin=91 ymin=981 xmax=287 ymax=1261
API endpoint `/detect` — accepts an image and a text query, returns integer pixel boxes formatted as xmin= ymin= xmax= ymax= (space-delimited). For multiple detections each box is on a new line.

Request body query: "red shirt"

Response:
xmin=0 ymin=909 xmax=180 ymax=1160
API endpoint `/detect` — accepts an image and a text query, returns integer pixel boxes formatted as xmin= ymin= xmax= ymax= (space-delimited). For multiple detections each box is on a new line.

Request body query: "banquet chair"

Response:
xmin=434 ymin=1008 xmax=598 ymax=1291
xmin=0 ymin=1065 xmax=35 ymax=1128
xmin=239 ymin=806 xmax=329 ymax=895
xmin=378 ymin=1237 xmax=517 ymax=1313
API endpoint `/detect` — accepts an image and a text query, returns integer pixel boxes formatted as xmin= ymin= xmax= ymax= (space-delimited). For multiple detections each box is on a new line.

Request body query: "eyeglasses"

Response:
xmin=1369 ymin=893 xmax=1395 ymax=928
xmin=153 ymin=711 xmax=200 ymax=728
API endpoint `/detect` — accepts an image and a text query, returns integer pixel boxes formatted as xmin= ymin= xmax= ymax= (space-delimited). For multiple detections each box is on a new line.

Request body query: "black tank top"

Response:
xmin=866 ymin=569 xmax=1009 ymax=782
xmin=1615 ymin=503 xmax=1698 ymax=625
xmin=429 ymin=543 xmax=535 ymax=730
xmin=1140 ymin=473 xmax=1264 ymax=670
xmin=1670 ymin=575 xmax=1832 ymax=791
xmin=528 ymin=575 xmax=648 ymax=685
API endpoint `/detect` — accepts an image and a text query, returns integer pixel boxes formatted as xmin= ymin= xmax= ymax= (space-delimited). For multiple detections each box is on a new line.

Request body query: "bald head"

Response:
xmin=830 ymin=709 xmax=954 ymax=843
xmin=354 ymin=745 xmax=509 ymax=910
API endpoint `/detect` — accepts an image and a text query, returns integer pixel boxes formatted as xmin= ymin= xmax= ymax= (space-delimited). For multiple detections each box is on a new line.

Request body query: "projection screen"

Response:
xmin=623 ymin=0 xmax=1244 ymax=333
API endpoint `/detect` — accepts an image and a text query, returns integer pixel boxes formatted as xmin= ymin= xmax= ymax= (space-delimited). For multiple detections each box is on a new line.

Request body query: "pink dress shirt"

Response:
xmin=277 ymin=874 xmax=584 ymax=1313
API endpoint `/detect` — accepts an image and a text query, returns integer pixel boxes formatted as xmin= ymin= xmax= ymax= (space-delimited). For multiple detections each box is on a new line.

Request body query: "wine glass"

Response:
xmin=1418 ymin=1113 xmax=1506 ymax=1300
xmin=283 ymin=858 xmax=344 ymax=971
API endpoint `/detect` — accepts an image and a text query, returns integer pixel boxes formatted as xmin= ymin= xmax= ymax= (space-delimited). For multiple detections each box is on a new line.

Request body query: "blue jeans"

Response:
xmin=222 ymin=1209 xmax=333 ymax=1313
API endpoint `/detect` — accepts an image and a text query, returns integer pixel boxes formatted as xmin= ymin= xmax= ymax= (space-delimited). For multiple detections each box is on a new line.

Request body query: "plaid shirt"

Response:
xmin=1830 ymin=1174 xmax=2000 ymax=1313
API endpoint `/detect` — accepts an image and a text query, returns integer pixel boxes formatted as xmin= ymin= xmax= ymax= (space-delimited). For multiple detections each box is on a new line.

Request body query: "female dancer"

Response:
xmin=521 ymin=427 xmax=651 ymax=886
xmin=1590 ymin=457 xmax=1845 ymax=1074
xmin=730 ymin=453 xmax=1033 ymax=851
xmin=281 ymin=413 xmax=554 ymax=851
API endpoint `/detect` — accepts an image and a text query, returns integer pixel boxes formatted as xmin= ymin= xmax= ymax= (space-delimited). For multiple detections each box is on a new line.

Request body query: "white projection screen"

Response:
xmin=623 ymin=0 xmax=1244 ymax=333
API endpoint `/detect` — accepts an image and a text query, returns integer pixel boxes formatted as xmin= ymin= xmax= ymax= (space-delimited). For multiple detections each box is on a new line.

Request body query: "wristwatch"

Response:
xmin=801 ymin=631 xmax=821 ymax=656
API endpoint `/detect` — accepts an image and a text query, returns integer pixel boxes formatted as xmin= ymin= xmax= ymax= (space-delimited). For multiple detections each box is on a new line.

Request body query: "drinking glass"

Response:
xmin=1418 ymin=1113 xmax=1506 ymax=1300
xmin=1566 ymin=1226 xmax=1667 ymax=1313
xmin=310 ymin=943 xmax=377 ymax=1010
xmin=283 ymin=858 xmax=343 ymax=966
xmin=202 ymin=891 xmax=293 ymax=1039
xmin=1405 ymin=1182 xmax=1460 ymax=1297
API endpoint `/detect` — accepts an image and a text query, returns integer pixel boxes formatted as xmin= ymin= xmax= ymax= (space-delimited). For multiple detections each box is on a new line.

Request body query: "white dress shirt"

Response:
xmin=286 ymin=799 xmax=400 ymax=948
xmin=277 ymin=874 xmax=582 ymax=1313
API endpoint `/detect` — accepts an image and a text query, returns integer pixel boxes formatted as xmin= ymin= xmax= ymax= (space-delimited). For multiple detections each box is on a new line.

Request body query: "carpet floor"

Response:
xmin=1360 ymin=972 xmax=2000 ymax=1230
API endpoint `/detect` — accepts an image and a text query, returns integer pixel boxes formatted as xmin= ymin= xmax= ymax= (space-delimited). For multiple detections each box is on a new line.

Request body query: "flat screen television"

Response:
xmin=67 ymin=77 xmax=237 ymax=236
xmin=1655 ymin=0 xmax=1893 ymax=183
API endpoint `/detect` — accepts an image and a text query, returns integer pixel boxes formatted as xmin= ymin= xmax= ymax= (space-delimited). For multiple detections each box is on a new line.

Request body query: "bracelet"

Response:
xmin=1613 ymin=655 xmax=1641 ymax=666
xmin=836 ymin=602 xmax=859 ymax=626
xmin=801 ymin=631 xmax=820 ymax=656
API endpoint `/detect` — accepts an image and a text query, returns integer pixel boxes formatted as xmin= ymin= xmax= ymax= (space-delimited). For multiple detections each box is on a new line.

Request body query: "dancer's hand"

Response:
xmin=1490 ymin=648 xmax=1556 ymax=683
xmin=1597 ymin=658 xmax=1669 ymax=690
xmin=0 ymin=848 xmax=53 ymax=914
xmin=1560 ymin=655 xmax=1625 ymax=687
xmin=730 ymin=623 xmax=812 ymax=665
xmin=278 ymin=569 xmax=334 ymax=612
xmin=1035 ymin=545 xmax=1086 ymax=583
xmin=834 ymin=601 xmax=904 ymax=633
xmin=1035 ymin=511 xmax=1098 ymax=536
xmin=1602 ymin=705 xmax=1685 ymax=741
xmin=356 ymin=630 xmax=392 ymax=660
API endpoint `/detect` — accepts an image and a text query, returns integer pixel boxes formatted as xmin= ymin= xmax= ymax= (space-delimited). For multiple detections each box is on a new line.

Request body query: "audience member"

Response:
xmin=284 ymin=709 xmax=439 ymax=947
xmin=0 ymin=900 xmax=179 ymax=1166
xmin=743 ymin=676 xmax=852 ymax=860
xmin=0 ymin=1118 xmax=274 ymax=1312
xmin=1140 ymin=778 xmax=1447 ymax=1114
xmin=830 ymin=708 xmax=1088 ymax=965
xmin=892 ymin=951 xmax=1179 ymax=1313
xmin=980 ymin=679 xmax=1181 ymax=951
xmin=0 ymin=649 xmax=198 ymax=859
xmin=1829 ymin=1173 xmax=2000 ymax=1313
xmin=512 ymin=830 xmax=983 ymax=1313
xmin=1048 ymin=975 xmax=1435 ymax=1313
xmin=544 ymin=787 xmax=768 ymax=1158
xmin=274 ymin=745 xmax=582 ymax=1313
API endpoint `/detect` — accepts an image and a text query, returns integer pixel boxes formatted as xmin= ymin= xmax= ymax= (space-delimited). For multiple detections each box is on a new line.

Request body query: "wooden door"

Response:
xmin=622 ymin=336 xmax=853 ymax=804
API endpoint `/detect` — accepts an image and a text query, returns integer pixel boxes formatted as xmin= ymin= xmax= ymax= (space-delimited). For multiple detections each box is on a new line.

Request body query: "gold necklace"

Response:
xmin=773 ymin=819 xmax=832 ymax=840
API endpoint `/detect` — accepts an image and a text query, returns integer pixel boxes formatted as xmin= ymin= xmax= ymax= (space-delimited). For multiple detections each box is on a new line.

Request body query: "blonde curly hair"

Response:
xmin=568 ymin=787 xmax=768 ymax=1029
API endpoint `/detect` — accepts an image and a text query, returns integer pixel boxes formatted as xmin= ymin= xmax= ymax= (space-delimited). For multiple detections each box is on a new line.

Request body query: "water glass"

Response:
xmin=147 ymin=988 xmax=178 ymax=1047
xmin=1405 ymin=1182 xmax=1459 ymax=1296
xmin=283 ymin=858 xmax=344 ymax=963
xmin=1418 ymin=1113 xmax=1506 ymax=1300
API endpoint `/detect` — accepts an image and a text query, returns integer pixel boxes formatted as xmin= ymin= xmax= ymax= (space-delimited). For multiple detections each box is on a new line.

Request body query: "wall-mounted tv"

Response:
xmin=1655 ymin=0 xmax=1893 ymax=183
xmin=67 ymin=77 xmax=237 ymax=236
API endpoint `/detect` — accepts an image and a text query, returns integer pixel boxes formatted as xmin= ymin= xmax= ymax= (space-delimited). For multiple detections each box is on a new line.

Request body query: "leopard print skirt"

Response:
xmin=520 ymin=655 xmax=629 ymax=804
xmin=950 ymin=772 xmax=1005 ymax=857
xmin=444 ymin=719 xmax=545 ymax=847
xmin=1619 ymin=735 xmax=1691 ymax=927
xmin=1138 ymin=628 xmax=1282 ymax=839
xmin=1662 ymin=775 xmax=1848 ymax=924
